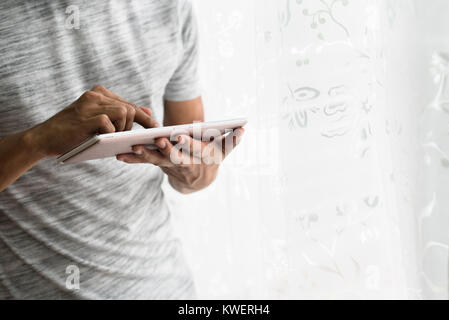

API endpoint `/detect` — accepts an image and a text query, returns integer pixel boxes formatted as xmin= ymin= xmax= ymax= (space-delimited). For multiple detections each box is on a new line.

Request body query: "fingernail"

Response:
xmin=178 ymin=136 xmax=185 ymax=144
xmin=133 ymin=147 xmax=143 ymax=155
xmin=159 ymin=140 xmax=166 ymax=149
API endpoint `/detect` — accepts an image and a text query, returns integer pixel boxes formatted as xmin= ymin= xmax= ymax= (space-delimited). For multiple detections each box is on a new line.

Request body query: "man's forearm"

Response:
xmin=163 ymin=97 xmax=204 ymax=126
xmin=0 ymin=127 xmax=46 ymax=192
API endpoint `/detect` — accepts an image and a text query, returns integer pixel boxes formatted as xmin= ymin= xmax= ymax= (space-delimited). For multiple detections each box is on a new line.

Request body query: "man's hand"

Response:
xmin=29 ymin=85 xmax=158 ymax=158
xmin=116 ymin=128 xmax=245 ymax=194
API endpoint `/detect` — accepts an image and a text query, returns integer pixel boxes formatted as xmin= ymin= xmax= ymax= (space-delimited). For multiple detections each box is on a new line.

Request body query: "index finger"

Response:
xmin=92 ymin=85 xmax=160 ymax=128
xmin=92 ymin=85 xmax=157 ymax=128
xmin=134 ymin=107 xmax=160 ymax=128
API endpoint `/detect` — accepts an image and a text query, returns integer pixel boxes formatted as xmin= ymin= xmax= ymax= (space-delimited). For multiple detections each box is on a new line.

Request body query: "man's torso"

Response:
xmin=0 ymin=0 xmax=195 ymax=299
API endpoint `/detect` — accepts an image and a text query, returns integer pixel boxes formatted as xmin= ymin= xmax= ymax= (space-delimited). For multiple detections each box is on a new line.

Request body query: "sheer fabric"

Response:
xmin=164 ymin=0 xmax=449 ymax=299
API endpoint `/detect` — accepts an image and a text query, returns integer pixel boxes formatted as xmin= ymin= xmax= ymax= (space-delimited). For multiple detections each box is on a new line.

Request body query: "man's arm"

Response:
xmin=0 ymin=128 xmax=47 ymax=192
xmin=163 ymin=96 xmax=204 ymax=126
xmin=0 ymin=85 xmax=157 ymax=192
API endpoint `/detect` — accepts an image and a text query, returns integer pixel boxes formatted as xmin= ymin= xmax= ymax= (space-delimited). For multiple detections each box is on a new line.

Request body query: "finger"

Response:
xmin=81 ymin=99 xmax=127 ymax=132
xmin=157 ymin=137 xmax=191 ymax=164
xmin=177 ymin=135 xmax=205 ymax=158
xmin=99 ymin=100 xmax=138 ymax=132
xmin=140 ymin=107 xmax=153 ymax=117
xmin=154 ymin=137 xmax=174 ymax=158
xmin=116 ymin=153 xmax=146 ymax=164
xmin=124 ymin=104 xmax=136 ymax=131
xmin=130 ymin=145 xmax=173 ymax=167
xmin=170 ymin=137 xmax=196 ymax=165
xmin=91 ymin=85 xmax=158 ymax=129
xmin=96 ymin=93 xmax=136 ymax=131
xmin=222 ymin=127 xmax=245 ymax=158
xmin=85 ymin=114 xmax=116 ymax=134
xmin=99 ymin=103 xmax=128 ymax=132
xmin=141 ymin=139 xmax=192 ymax=166
xmin=134 ymin=107 xmax=160 ymax=129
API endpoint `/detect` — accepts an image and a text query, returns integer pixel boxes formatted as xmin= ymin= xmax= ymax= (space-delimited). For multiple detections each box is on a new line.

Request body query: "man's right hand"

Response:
xmin=29 ymin=85 xmax=159 ymax=158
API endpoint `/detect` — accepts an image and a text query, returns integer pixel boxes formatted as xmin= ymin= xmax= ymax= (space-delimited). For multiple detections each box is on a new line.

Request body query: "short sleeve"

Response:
xmin=164 ymin=0 xmax=201 ymax=101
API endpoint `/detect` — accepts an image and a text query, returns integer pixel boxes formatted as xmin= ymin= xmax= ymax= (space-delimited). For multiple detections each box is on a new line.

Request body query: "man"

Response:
xmin=0 ymin=0 xmax=244 ymax=299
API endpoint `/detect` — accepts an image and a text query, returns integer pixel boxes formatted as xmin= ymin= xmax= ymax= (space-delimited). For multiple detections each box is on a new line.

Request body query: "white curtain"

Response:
xmin=164 ymin=0 xmax=449 ymax=299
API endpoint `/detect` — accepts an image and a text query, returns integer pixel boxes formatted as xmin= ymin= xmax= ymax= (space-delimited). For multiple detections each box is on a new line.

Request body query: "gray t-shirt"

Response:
xmin=0 ymin=0 xmax=200 ymax=299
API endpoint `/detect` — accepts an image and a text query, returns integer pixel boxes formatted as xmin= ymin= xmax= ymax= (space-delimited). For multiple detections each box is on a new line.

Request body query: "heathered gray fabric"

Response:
xmin=0 ymin=0 xmax=200 ymax=299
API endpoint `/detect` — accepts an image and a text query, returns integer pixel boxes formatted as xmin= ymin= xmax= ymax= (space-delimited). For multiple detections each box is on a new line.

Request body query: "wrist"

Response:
xmin=21 ymin=125 xmax=50 ymax=160
xmin=168 ymin=165 xmax=219 ymax=194
xmin=168 ymin=176 xmax=195 ymax=194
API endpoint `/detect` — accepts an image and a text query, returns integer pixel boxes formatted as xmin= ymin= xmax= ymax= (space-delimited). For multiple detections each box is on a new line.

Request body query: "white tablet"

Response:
xmin=57 ymin=118 xmax=248 ymax=164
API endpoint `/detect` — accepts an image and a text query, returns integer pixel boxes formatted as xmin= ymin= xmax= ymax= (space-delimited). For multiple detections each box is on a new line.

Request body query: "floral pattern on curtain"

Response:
xmin=164 ymin=0 xmax=449 ymax=299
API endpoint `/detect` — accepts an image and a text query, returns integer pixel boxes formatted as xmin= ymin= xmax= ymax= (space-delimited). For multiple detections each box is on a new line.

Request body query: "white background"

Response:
xmin=164 ymin=0 xmax=449 ymax=299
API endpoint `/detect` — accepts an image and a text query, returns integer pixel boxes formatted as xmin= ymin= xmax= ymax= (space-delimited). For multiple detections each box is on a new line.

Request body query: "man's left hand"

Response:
xmin=116 ymin=128 xmax=245 ymax=194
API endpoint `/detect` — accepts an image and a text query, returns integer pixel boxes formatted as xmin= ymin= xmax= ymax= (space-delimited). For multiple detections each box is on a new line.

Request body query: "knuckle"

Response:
xmin=127 ymin=106 xmax=136 ymax=117
xmin=98 ymin=114 xmax=110 ymax=126
xmin=91 ymin=85 xmax=106 ymax=92
xmin=117 ymin=106 xmax=128 ymax=118
xmin=82 ymin=90 xmax=99 ymax=101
